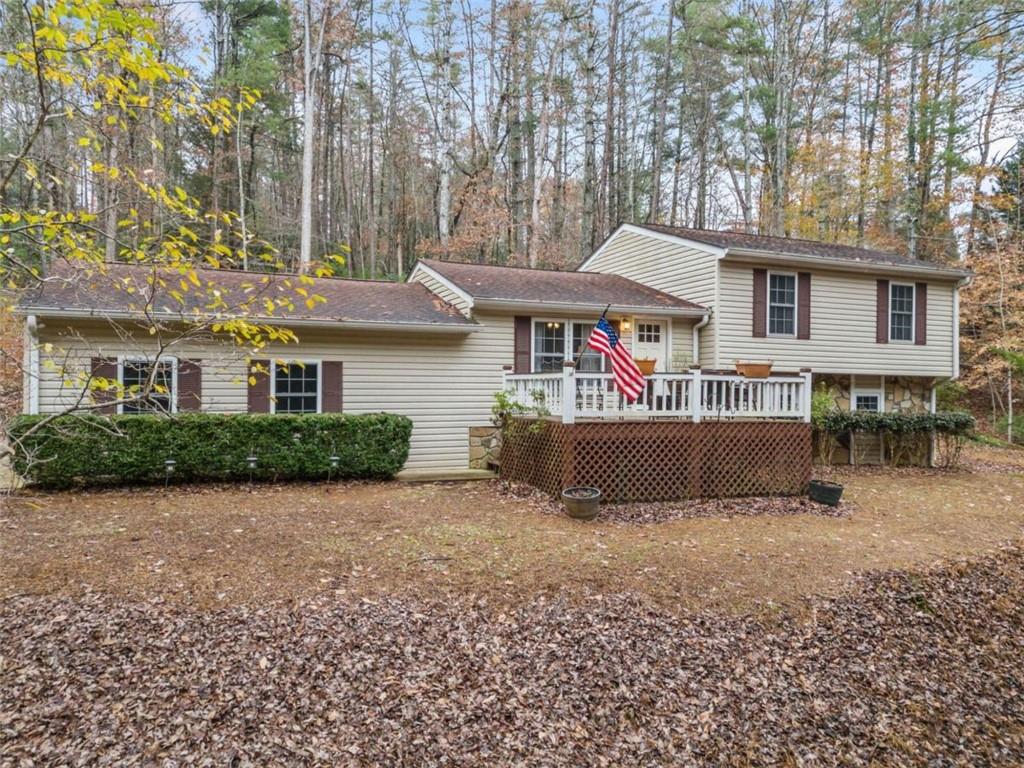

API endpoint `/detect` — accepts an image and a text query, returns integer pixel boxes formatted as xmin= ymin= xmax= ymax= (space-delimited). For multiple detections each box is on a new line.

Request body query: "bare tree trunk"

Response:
xmin=299 ymin=0 xmax=327 ymax=273
xmin=367 ymin=0 xmax=377 ymax=277
xmin=648 ymin=0 xmax=674 ymax=222
xmin=579 ymin=1 xmax=598 ymax=256
xmin=598 ymin=0 xmax=619 ymax=236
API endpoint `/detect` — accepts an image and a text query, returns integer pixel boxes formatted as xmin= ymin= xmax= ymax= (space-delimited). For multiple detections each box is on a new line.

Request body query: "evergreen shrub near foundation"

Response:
xmin=7 ymin=412 xmax=412 ymax=489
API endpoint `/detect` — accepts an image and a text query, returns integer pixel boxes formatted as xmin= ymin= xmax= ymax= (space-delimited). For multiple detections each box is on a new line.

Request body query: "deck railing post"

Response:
xmin=800 ymin=368 xmax=813 ymax=422
xmin=561 ymin=360 xmax=576 ymax=424
xmin=690 ymin=366 xmax=702 ymax=423
xmin=501 ymin=364 xmax=512 ymax=393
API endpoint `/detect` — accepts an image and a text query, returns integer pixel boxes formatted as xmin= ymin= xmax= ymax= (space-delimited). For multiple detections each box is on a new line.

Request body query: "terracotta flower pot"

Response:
xmin=634 ymin=358 xmax=657 ymax=376
xmin=562 ymin=486 xmax=601 ymax=520
xmin=735 ymin=360 xmax=773 ymax=378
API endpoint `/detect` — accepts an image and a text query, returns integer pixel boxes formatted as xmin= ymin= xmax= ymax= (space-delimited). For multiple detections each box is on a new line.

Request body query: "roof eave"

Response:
xmin=472 ymin=297 xmax=708 ymax=317
xmin=16 ymin=306 xmax=480 ymax=333
xmin=723 ymin=248 xmax=972 ymax=281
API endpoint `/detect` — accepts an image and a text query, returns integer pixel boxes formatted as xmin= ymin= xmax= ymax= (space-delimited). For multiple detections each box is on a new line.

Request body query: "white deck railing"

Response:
xmin=503 ymin=366 xmax=812 ymax=423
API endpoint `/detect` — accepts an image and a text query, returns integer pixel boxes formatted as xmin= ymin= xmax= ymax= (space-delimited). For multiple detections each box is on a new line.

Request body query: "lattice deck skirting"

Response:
xmin=499 ymin=418 xmax=812 ymax=502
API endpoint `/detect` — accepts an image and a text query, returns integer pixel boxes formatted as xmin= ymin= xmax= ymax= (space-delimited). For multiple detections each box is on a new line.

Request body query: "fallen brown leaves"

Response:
xmin=2 ymin=545 xmax=1024 ymax=766
xmin=503 ymin=482 xmax=852 ymax=524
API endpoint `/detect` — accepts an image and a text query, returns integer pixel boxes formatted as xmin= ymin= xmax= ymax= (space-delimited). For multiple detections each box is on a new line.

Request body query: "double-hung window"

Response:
xmin=533 ymin=322 xmax=566 ymax=372
xmin=273 ymin=361 xmax=320 ymax=414
xmin=533 ymin=320 xmax=605 ymax=373
xmin=571 ymin=323 xmax=604 ymax=372
xmin=768 ymin=273 xmax=797 ymax=337
xmin=889 ymin=283 xmax=915 ymax=342
xmin=121 ymin=358 xmax=175 ymax=414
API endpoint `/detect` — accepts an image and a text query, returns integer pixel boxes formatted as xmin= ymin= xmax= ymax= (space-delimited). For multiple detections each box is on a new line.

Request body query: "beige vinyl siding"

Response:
xmin=669 ymin=317 xmax=694 ymax=370
xmin=35 ymin=313 xmax=515 ymax=471
xmin=717 ymin=260 xmax=957 ymax=377
xmin=409 ymin=270 xmax=471 ymax=315
xmin=581 ymin=229 xmax=717 ymax=364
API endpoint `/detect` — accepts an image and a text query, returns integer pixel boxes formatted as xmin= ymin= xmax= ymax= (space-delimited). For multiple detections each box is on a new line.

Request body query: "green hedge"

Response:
xmin=6 ymin=412 xmax=413 ymax=489
xmin=820 ymin=410 xmax=975 ymax=436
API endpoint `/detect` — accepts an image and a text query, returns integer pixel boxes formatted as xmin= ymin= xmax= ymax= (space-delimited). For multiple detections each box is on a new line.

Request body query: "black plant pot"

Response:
xmin=809 ymin=479 xmax=844 ymax=506
xmin=562 ymin=486 xmax=601 ymax=520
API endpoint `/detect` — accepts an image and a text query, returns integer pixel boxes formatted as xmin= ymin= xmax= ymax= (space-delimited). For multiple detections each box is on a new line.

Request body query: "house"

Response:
xmin=18 ymin=223 xmax=971 ymax=472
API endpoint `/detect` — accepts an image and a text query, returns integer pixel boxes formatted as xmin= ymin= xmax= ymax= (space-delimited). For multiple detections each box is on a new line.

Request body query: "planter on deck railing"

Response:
xmin=633 ymin=358 xmax=657 ymax=376
xmin=735 ymin=360 xmax=774 ymax=378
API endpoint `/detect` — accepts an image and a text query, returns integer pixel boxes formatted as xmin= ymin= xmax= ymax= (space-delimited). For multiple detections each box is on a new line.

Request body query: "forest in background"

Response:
xmin=1 ymin=0 xmax=1024 ymax=434
xmin=4 ymin=0 xmax=1024 ymax=272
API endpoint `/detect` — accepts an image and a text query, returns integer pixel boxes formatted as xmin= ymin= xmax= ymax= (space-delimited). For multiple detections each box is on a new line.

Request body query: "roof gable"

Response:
xmin=415 ymin=258 xmax=706 ymax=314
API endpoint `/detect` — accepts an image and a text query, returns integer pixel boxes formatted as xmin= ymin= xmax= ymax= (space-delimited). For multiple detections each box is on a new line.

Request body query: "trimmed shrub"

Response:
xmin=819 ymin=410 xmax=975 ymax=468
xmin=820 ymin=410 xmax=975 ymax=436
xmin=6 ymin=412 xmax=412 ymax=489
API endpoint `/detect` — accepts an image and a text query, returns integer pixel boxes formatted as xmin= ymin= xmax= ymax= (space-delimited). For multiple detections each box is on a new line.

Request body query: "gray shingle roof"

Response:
xmin=418 ymin=258 xmax=707 ymax=312
xmin=635 ymin=224 xmax=971 ymax=275
xmin=21 ymin=261 xmax=478 ymax=328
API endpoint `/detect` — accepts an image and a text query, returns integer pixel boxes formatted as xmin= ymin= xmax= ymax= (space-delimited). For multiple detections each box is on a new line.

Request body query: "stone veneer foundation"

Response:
xmin=469 ymin=426 xmax=501 ymax=470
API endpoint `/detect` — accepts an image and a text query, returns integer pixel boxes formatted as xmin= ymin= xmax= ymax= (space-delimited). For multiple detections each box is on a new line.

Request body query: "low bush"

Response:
xmin=819 ymin=410 xmax=976 ymax=468
xmin=6 ymin=412 xmax=412 ymax=489
xmin=820 ymin=409 xmax=975 ymax=436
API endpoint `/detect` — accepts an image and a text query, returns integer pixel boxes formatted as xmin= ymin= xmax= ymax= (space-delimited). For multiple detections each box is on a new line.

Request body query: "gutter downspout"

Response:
xmin=692 ymin=312 xmax=711 ymax=366
xmin=25 ymin=314 xmax=39 ymax=415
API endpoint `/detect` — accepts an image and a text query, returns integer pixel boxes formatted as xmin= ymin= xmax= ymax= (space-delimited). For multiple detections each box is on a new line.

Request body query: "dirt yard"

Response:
xmin=2 ymin=461 xmax=1022 ymax=613
xmin=2 ymin=449 xmax=1023 ymax=765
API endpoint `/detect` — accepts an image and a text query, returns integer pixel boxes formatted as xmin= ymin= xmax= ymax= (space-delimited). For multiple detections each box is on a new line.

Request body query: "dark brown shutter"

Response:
xmin=90 ymin=357 xmax=118 ymax=414
xmin=752 ymin=269 xmax=767 ymax=338
xmin=177 ymin=359 xmax=202 ymax=411
xmin=247 ymin=358 xmax=271 ymax=413
xmin=513 ymin=316 xmax=532 ymax=373
xmin=797 ymin=272 xmax=811 ymax=340
xmin=876 ymin=279 xmax=890 ymax=344
xmin=914 ymin=282 xmax=927 ymax=346
xmin=322 ymin=361 xmax=343 ymax=412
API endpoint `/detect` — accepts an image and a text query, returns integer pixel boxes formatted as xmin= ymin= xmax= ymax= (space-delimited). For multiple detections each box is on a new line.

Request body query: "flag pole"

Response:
xmin=573 ymin=303 xmax=611 ymax=368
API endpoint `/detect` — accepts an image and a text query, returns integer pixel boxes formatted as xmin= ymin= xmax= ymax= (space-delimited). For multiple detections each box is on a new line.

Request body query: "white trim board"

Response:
xmin=407 ymin=261 xmax=476 ymax=311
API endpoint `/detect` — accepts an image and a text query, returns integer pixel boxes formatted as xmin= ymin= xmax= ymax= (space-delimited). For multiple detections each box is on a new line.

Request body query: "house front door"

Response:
xmin=632 ymin=320 xmax=667 ymax=372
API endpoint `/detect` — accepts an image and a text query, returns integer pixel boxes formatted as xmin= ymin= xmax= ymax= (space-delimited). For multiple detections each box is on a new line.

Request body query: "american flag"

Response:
xmin=586 ymin=315 xmax=647 ymax=402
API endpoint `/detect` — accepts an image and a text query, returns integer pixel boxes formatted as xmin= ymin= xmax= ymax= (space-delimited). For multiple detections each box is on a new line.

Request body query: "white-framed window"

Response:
xmin=532 ymin=319 xmax=606 ymax=373
xmin=889 ymin=283 xmax=915 ymax=342
xmin=533 ymin=321 xmax=567 ymax=372
xmin=119 ymin=357 xmax=177 ymax=414
xmin=767 ymin=272 xmax=797 ymax=337
xmin=272 ymin=360 xmax=321 ymax=414
xmin=854 ymin=393 xmax=881 ymax=412
xmin=571 ymin=322 xmax=604 ymax=372
xmin=636 ymin=322 xmax=661 ymax=344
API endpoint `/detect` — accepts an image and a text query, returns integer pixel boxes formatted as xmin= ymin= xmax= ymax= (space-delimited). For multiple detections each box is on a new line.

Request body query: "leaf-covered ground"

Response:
xmin=2 ymin=451 xmax=1022 ymax=764
xmin=3 ymin=463 xmax=1023 ymax=612
xmin=2 ymin=545 xmax=1023 ymax=765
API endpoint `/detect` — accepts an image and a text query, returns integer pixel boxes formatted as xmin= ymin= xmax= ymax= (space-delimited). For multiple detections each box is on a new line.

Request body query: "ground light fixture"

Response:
xmin=246 ymin=453 xmax=258 ymax=483
xmin=328 ymin=454 xmax=341 ymax=481
xmin=164 ymin=458 xmax=176 ymax=488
